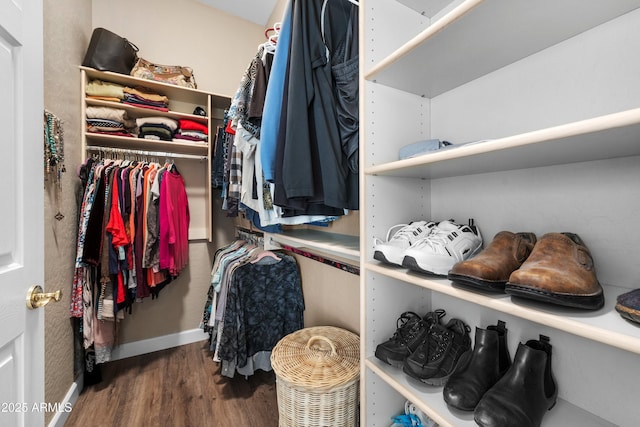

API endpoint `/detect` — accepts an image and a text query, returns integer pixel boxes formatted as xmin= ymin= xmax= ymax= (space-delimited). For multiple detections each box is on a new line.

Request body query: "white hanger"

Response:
xmin=347 ymin=0 xmax=359 ymax=5
xmin=251 ymin=250 xmax=282 ymax=264
xmin=261 ymin=22 xmax=281 ymax=61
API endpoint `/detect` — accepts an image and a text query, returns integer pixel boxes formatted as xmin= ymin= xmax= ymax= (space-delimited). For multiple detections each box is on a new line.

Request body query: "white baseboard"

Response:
xmin=48 ymin=375 xmax=82 ymax=427
xmin=110 ymin=328 xmax=209 ymax=361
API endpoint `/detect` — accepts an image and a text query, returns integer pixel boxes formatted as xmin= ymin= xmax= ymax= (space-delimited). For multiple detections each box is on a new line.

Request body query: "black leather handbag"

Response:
xmin=82 ymin=28 xmax=139 ymax=75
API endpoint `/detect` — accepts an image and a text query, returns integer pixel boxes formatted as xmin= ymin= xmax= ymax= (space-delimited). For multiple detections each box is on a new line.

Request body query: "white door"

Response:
xmin=0 ymin=0 xmax=45 ymax=426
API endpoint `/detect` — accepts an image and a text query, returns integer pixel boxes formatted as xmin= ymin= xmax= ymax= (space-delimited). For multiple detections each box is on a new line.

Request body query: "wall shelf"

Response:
xmin=85 ymin=97 xmax=210 ymax=123
xmin=264 ymin=229 xmax=360 ymax=263
xmin=366 ymin=0 xmax=640 ymax=98
xmin=366 ymin=262 xmax=640 ymax=355
xmin=81 ymin=66 xmax=229 ymax=110
xmin=365 ymin=358 xmax=615 ymax=427
xmin=365 ymin=108 xmax=640 ymax=179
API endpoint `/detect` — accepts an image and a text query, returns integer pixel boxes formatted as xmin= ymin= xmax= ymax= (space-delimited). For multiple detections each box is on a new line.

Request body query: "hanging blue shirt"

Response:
xmin=260 ymin=0 xmax=292 ymax=183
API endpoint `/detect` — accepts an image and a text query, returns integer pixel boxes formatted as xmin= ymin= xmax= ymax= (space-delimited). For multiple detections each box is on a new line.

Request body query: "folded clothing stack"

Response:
xmin=85 ymin=81 xmax=170 ymax=113
xmin=123 ymin=86 xmax=169 ymax=112
xmin=86 ymin=79 xmax=124 ymax=102
xmin=136 ymin=116 xmax=179 ymax=141
xmin=86 ymin=106 xmax=135 ymax=137
xmin=174 ymin=119 xmax=208 ymax=143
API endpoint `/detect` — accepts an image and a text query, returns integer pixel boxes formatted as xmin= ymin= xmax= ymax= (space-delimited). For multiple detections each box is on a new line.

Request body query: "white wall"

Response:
xmin=91 ymin=0 xmax=267 ymax=97
xmin=45 ymin=2 xmax=358 ymax=422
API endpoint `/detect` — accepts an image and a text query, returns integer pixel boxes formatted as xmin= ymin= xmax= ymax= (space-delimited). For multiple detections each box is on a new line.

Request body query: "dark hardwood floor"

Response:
xmin=64 ymin=341 xmax=280 ymax=427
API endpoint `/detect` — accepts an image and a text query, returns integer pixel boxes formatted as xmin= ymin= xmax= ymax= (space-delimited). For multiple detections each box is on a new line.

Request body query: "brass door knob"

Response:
xmin=26 ymin=285 xmax=62 ymax=309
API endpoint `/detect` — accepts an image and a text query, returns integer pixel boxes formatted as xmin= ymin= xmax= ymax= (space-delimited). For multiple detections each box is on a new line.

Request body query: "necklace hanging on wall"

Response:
xmin=44 ymin=109 xmax=66 ymax=221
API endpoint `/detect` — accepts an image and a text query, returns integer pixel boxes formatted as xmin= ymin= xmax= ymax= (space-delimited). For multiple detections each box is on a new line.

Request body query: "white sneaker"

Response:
xmin=402 ymin=219 xmax=482 ymax=276
xmin=373 ymin=221 xmax=436 ymax=266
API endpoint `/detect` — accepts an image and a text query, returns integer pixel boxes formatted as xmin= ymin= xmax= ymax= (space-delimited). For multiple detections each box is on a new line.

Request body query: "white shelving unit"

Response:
xmin=80 ymin=66 xmax=230 ymax=241
xmin=264 ymin=229 xmax=360 ymax=262
xmin=360 ymin=1 xmax=640 ymax=426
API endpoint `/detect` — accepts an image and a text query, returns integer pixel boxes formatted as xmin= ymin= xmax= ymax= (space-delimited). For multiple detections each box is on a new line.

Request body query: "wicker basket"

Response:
xmin=270 ymin=326 xmax=360 ymax=427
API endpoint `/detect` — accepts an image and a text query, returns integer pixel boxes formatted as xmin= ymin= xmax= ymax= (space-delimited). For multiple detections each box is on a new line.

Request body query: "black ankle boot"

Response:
xmin=474 ymin=334 xmax=558 ymax=427
xmin=442 ymin=320 xmax=511 ymax=411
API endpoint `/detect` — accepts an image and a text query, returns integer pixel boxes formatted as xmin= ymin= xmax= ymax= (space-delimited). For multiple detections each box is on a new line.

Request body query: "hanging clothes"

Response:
xmin=224 ymin=0 xmax=359 ymax=227
xmin=279 ymin=0 xmax=359 ymax=211
xmin=201 ymin=241 xmax=304 ymax=378
xmin=70 ymin=156 xmax=190 ymax=364
xmin=211 ymin=121 xmax=232 ymax=189
xmin=261 ymin=2 xmax=293 ymax=184
xmin=224 ymin=2 xmax=357 ymax=228
xmin=159 ymin=168 xmax=190 ymax=276
xmin=331 ymin=0 xmax=359 ymax=176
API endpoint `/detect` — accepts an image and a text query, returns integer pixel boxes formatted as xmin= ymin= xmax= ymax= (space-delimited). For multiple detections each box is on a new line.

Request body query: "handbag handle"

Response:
xmin=124 ymin=38 xmax=139 ymax=53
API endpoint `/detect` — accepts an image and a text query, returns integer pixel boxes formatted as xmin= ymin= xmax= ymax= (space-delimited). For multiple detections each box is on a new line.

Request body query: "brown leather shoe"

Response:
xmin=448 ymin=231 xmax=537 ymax=292
xmin=505 ymin=233 xmax=604 ymax=310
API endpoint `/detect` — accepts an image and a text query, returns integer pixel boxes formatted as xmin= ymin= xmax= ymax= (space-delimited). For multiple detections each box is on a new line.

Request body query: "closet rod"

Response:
xmin=279 ymin=243 xmax=360 ymax=276
xmin=236 ymin=226 xmax=264 ymax=237
xmin=236 ymin=226 xmax=265 ymax=246
xmin=240 ymin=227 xmax=359 ymax=275
xmin=86 ymin=146 xmax=206 ymax=160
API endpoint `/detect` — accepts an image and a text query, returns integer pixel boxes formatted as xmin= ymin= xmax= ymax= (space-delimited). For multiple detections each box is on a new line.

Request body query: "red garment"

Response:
xmin=158 ymin=169 xmax=190 ymax=276
xmin=225 ymin=119 xmax=236 ymax=135
xmin=178 ymin=119 xmax=208 ymax=135
xmin=105 ymin=172 xmax=130 ymax=305
xmin=105 ymin=172 xmax=129 ymax=248
xmin=116 ymin=272 xmax=126 ymax=304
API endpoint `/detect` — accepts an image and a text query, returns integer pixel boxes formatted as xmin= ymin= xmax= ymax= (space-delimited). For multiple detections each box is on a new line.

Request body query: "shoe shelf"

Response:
xmin=361 ymin=1 xmax=640 ymax=425
xmin=364 ymin=108 xmax=640 ymax=179
xmin=365 ymin=357 xmax=615 ymax=427
xmin=365 ymin=262 xmax=640 ymax=355
xmin=366 ymin=0 xmax=640 ymax=98
xmin=264 ymin=229 xmax=360 ymax=263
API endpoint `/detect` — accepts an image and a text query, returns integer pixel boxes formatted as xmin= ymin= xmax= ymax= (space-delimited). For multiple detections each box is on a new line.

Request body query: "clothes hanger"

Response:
xmin=264 ymin=27 xmax=276 ymax=39
xmin=264 ymin=23 xmax=281 ymax=40
xmin=261 ymin=22 xmax=280 ymax=60
xmin=169 ymin=157 xmax=180 ymax=174
xmin=250 ymin=250 xmax=282 ymax=264
xmin=263 ymin=35 xmax=277 ymax=60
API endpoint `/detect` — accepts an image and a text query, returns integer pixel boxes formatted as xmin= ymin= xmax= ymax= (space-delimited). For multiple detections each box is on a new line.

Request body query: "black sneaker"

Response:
xmin=403 ymin=318 xmax=472 ymax=386
xmin=375 ymin=309 xmax=446 ymax=368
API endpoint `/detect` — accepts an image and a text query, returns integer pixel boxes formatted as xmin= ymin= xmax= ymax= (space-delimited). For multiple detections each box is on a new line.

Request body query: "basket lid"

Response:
xmin=271 ymin=326 xmax=360 ymax=390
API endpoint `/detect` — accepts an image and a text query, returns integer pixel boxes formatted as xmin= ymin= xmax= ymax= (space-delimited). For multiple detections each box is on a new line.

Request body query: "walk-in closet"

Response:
xmin=35 ymin=0 xmax=361 ymax=426
xmin=4 ymin=0 xmax=639 ymax=426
